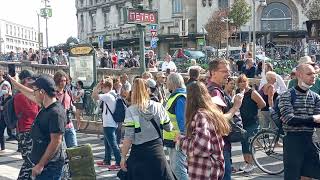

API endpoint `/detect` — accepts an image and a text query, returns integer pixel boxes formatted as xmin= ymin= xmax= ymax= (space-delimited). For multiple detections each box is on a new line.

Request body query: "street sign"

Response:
xmin=151 ymin=30 xmax=158 ymax=37
xmin=69 ymin=44 xmax=97 ymax=89
xmin=197 ymin=39 xmax=205 ymax=46
xmin=40 ymin=8 xmax=52 ymax=18
xmin=151 ymin=38 xmax=158 ymax=48
xmin=125 ymin=8 xmax=158 ymax=25
xmin=150 ymin=24 xmax=157 ymax=30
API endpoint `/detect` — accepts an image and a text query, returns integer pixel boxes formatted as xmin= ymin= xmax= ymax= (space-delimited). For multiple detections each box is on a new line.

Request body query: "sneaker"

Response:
xmin=96 ymin=161 xmax=110 ymax=167
xmin=243 ymin=164 xmax=255 ymax=173
xmin=107 ymin=165 xmax=121 ymax=171
xmin=239 ymin=163 xmax=248 ymax=171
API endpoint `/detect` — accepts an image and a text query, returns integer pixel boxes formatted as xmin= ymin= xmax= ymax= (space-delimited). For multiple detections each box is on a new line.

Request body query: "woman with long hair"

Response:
xmin=120 ymin=78 xmax=176 ymax=180
xmin=236 ymin=74 xmax=266 ymax=172
xmin=179 ymin=82 xmax=230 ymax=180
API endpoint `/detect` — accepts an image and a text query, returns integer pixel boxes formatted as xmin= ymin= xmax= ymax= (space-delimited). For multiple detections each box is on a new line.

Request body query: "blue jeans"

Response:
xmin=64 ymin=127 xmax=78 ymax=148
xmin=35 ymin=163 xmax=63 ymax=180
xmin=223 ymin=150 xmax=232 ymax=180
xmin=167 ymin=147 xmax=188 ymax=180
xmin=104 ymin=127 xmax=121 ymax=165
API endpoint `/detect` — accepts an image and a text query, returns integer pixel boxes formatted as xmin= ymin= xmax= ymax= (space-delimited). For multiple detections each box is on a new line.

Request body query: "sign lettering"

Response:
xmin=126 ymin=9 xmax=158 ymax=24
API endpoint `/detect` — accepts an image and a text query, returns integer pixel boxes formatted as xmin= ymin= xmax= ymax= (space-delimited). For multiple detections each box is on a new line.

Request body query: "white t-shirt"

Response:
xmin=161 ymin=61 xmax=177 ymax=72
xmin=99 ymin=90 xmax=117 ymax=128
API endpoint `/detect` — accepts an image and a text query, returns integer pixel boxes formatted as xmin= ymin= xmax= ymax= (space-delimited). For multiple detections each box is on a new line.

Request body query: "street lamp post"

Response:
xmin=221 ymin=18 xmax=233 ymax=59
xmin=252 ymin=0 xmax=267 ymax=61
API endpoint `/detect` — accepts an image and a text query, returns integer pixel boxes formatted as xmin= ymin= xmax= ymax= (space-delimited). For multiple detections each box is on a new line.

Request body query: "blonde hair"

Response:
xmin=101 ymin=78 xmax=113 ymax=89
xmin=131 ymin=78 xmax=150 ymax=111
xmin=266 ymin=71 xmax=277 ymax=82
xmin=186 ymin=82 xmax=230 ymax=137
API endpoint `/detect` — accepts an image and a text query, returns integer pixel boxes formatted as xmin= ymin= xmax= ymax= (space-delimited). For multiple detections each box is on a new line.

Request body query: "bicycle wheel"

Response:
xmin=250 ymin=129 xmax=284 ymax=175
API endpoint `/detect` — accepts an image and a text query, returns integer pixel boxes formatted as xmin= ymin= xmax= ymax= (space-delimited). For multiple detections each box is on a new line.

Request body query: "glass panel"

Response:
xmin=261 ymin=2 xmax=292 ymax=31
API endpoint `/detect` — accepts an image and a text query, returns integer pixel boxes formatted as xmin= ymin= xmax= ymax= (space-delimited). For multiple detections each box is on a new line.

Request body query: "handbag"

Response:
xmin=117 ymin=169 xmax=128 ymax=180
xmin=227 ymin=115 xmax=247 ymax=143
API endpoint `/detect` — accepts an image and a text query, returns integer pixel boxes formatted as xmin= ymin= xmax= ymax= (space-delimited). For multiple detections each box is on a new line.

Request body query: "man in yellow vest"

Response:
xmin=164 ymin=73 xmax=188 ymax=180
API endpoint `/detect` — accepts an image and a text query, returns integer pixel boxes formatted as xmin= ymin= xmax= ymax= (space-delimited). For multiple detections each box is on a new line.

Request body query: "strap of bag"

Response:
xmin=150 ymin=118 xmax=163 ymax=140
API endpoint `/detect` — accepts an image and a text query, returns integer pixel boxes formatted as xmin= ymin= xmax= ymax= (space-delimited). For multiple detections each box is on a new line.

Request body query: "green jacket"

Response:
xmin=288 ymin=78 xmax=320 ymax=95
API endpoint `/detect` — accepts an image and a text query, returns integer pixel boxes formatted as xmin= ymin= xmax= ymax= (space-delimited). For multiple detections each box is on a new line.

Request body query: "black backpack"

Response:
xmin=4 ymin=96 xmax=22 ymax=129
xmin=105 ymin=93 xmax=127 ymax=123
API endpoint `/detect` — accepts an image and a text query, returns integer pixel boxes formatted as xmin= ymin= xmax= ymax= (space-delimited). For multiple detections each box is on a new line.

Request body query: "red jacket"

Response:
xmin=14 ymin=93 xmax=39 ymax=132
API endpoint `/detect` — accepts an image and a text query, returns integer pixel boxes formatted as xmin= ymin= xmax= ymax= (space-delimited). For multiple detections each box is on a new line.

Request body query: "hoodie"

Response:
xmin=124 ymin=100 xmax=173 ymax=145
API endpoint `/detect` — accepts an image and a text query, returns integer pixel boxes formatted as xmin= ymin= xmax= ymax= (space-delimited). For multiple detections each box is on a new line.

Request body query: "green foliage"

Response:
xmin=205 ymin=9 xmax=229 ymax=48
xmin=229 ymin=0 xmax=251 ymax=29
xmin=304 ymin=0 xmax=320 ymax=20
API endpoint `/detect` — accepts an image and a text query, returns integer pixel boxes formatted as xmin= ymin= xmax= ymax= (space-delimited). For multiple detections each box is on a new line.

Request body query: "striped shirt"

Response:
xmin=279 ymin=87 xmax=320 ymax=132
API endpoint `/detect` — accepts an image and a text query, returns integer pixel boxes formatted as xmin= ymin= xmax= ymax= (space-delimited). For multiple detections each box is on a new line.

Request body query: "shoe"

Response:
xmin=96 ymin=161 xmax=110 ymax=167
xmin=239 ymin=163 xmax=248 ymax=171
xmin=107 ymin=165 xmax=121 ymax=171
xmin=243 ymin=164 xmax=255 ymax=173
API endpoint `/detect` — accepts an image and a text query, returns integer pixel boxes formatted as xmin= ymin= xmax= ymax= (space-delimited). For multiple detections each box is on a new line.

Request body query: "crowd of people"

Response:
xmin=0 ymin=51 xmax=320 ymax=180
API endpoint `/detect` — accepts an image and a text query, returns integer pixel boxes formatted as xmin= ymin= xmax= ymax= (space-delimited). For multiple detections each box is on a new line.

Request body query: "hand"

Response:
xmin=120 ymin=158 xmax=127 ymax=172
xmin=314 ymin=115 xmax=320 ymax=123
xmin=32 ymin=164 xmax=44 ymax=177
xmin=233 ymin=93 xmax=244 ymax=109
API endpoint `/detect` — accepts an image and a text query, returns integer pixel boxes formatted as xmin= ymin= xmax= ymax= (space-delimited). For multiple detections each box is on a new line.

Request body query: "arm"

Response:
xmin=252 ymin=90 xmax=266 ymax=109
xmin=92 ymin=83 xmax=101 ymax=101
xmin=175 ymin=97 xmax=186 ymax=134
xmin=8 ymin=76 xmax=39 ymax=105
xmin=37 ymin=133 xmax=63 ymax=167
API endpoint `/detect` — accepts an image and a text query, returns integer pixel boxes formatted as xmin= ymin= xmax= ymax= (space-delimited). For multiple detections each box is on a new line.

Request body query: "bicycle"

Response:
xmin=79 ymin=90 xmax=103 ymax=136
xmin=249 ymin=127 xmax=284 ymax=175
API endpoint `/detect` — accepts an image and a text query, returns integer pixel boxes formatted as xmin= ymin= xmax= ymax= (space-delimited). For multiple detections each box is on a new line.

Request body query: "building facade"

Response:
xmin=0 ymin=19 xmax=39 ymax=54
xmin=76 ymin=0 xmax=309 ymax=58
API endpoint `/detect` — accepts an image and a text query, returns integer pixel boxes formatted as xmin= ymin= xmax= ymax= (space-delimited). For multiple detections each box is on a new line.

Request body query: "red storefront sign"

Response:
xmin=126 ymin=9 xmax=158 ymax=24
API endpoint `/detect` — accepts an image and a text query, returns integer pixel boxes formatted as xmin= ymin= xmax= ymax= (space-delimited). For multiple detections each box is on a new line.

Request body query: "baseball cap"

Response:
xmin=146 ymin=78 xmax=157 ymax=89
xmin=298 ymin=56 xmax=315 ymax=66
xmin=18 ymin=70 xmax=36 ymax=81
xmin=32 ymin=75 xmax=56 ymax=96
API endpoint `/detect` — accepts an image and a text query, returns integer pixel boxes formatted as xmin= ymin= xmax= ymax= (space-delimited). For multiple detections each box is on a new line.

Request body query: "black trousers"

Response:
xmin=0 ymin=120 xmax=6 ymax=150
xmin=283 ymin=131 xmax=320 ymax=180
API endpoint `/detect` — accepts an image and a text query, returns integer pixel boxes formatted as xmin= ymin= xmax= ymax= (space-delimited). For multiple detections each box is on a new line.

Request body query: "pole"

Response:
xmin=44 ymin=0 xmax=49 ymax=49
xmin=111 ymin=28 xmax=113 ymax=51
xmin=37 ymin=13 xmax=41 ymax=50
xmin=226 ymin=20 xmax=229 ymax=59
xmin=138 ymin=24 xmax=146 ymax=74
xmin=252 ymin=0 xmax=256 ymax=61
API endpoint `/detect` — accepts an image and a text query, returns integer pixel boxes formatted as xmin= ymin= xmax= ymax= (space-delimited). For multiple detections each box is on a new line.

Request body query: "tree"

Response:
xmin=229 ymin=0 xmax=251 ymax=29
xmin=229 ymin=0 xmax=251 ymax=43
xmin=205 ymin=9 xmax=230 ymax=48
xmin=304 ymin=0 xmax=320 ymax=20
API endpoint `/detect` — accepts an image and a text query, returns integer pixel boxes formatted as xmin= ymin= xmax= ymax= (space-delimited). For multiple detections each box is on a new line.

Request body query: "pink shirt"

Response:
xmin=56 ymin=90 xmax=73 ymax=128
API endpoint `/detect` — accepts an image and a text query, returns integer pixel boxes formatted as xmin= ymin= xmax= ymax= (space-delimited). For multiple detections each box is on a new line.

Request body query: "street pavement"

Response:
xmin=0 ymin=132 xmax=283 ymax=180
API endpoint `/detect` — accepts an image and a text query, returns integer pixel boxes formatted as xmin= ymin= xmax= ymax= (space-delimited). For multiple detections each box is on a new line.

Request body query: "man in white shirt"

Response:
xmin=161 ymin=54 xmax=177 ymax=72
xmin=92 ymin=78 xmax=121 ymax=170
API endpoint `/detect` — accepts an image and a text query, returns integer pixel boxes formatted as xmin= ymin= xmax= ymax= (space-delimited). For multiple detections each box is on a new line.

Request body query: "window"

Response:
xmin=172 ymin=0 xmax=182 ymax=14
xmin=10 ymin=25 xmax=12 ymax=35
xmin=91 ymin=13 xmax=96 ymax=29
xmin=104 ymin=12 xmax=109 ymax=26
xmin=6 ymin=24 xmax=8 ymax=34
xmin=21 ymin=28 xmax=24 ymax=38
xmin=17 ymin=27 xmax=20 ymax=37
xmin=218 ymin=0 xmax=229 ymax=9
xmin=89 ymin=0 xmax=93 ymax=5
xmin=79 ymin=0 xmax=83 ymax=7
xmin=31 ymin=31 xmax=33 ymax=41
xmin=35 ymin=32 xmax=37 ymax=41
xmin=28 ymin=31 xmax=31 ymax=40
xmin=80 ymin=14 xmax=84 ymax=32
xmin=118 ymin=8 xmax=124 ymax=24
xmin=261 ymin=2 xmax=292 ymax=31
xmin=14 ymin=26 xmax=16 ymax=36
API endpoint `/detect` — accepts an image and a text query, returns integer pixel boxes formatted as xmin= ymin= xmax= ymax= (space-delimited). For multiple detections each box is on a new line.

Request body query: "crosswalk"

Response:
xmin=0 ymin=133 xmax=283 ymax=180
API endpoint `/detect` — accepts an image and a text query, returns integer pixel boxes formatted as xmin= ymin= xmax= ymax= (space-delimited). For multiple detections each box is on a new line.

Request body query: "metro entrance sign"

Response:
xmin=125 ymin=8 xmax=158 ymax=25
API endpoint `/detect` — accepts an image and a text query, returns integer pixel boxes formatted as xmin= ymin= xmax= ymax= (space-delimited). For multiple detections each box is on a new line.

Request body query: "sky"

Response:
xmin=0 ymin=0 xmax=77 ymax=46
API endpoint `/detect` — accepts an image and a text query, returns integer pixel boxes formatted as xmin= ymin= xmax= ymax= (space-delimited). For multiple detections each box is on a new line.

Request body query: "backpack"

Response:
xmin=105 ymin=93 xmax=127 ymax=123
xmin=271 ymin=88 xmax=296 ymax=134
xmin=4 ymin=96 xmax=21 ymax=129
